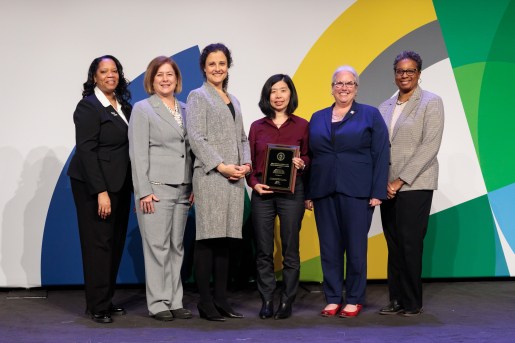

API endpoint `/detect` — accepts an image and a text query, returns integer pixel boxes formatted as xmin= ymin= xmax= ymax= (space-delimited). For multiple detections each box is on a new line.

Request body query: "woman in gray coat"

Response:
xmin=129 ymin=56 xmax=194 ymax=322
xmin=187 ymin=43 xmax=251 ymax=321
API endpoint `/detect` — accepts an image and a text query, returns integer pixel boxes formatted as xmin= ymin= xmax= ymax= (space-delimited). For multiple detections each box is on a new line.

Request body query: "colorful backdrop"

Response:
xmin=0 ymin=0 xmax=513 ymax=287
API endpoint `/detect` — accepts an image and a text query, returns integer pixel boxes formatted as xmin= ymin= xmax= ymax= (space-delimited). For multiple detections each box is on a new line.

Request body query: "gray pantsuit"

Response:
xmin=136 ymin=183 xmax=191 ymax=314
xmin=128 ymin=94 xmax=193 ymax=315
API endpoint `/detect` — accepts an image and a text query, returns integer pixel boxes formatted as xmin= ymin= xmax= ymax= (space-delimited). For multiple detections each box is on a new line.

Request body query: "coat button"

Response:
xmin=181 ymin=139 xmax=184 ymax=143
xmin=389 ymin=162 xmax=391 ymax=165
xmin=181 ymin=154 xmax=185 ymax=158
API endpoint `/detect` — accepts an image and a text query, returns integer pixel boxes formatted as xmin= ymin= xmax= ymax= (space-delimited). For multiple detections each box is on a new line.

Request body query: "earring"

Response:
xmin=418 ymin=79 xmax=422 ymax=84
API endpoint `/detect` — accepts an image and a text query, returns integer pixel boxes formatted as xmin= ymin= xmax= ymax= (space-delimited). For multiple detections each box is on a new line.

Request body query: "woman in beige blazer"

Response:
xmin=129 ymin=56 xmax=194 ymax=322
xmin=378 ymin=51 xmax=444 ymax=317
xmin=186 ymin=43 xmax=251 ymax=321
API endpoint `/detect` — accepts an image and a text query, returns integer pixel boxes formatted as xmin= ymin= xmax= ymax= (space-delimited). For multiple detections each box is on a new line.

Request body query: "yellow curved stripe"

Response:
xmin=293 ymin=0 xmax=437 ymax=121
xmin=271 ymin=0 xmax=437 ymax=273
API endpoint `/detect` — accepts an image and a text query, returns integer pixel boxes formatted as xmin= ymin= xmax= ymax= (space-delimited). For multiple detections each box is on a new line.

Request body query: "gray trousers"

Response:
xmin=136 ymin=183 xmax=192 ymax=315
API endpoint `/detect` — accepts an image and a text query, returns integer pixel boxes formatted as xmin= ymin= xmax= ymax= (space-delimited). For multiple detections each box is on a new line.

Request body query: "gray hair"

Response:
xmin=332 ymin=65 xmax=359 ymax=86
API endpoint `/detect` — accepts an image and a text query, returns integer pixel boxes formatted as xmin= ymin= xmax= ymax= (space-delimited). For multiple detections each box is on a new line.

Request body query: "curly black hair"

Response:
xmin=82 ymin=55 xmax=132 ymax=115
xmin=393 ymin=51 xmax=423 ymax=71
xmin=199 ymin=43 xmax=233 ymax=91
xmin=258 ymin=74 xmax=299 ymax=119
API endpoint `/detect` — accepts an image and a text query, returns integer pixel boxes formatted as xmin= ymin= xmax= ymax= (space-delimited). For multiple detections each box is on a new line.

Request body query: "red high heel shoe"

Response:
xmin=321 ymin=304 xmax=343 ymax=317
xmin=339 ymin=304 xmax=362 ymax=318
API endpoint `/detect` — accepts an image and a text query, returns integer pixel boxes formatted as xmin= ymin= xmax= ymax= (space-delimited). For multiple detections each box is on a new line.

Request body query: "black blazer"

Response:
xmin=67 ymin=94 xmax=131 ymax=195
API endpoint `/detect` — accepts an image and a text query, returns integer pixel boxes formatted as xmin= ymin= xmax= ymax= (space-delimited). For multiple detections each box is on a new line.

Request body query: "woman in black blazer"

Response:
xmin=67 ymin=55 xmax=133 ymax=323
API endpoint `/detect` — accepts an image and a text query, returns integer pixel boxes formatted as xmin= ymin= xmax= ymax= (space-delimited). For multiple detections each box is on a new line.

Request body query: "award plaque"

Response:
xmin=262 ymin=143 xmax=300 ymax=193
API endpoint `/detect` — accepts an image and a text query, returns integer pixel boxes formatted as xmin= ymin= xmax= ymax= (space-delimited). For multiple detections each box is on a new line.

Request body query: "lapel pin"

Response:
xmin=111 ymin=112 xmax=118 ymax=116
xmin=350 ymin=111 xmax=354 ymax=114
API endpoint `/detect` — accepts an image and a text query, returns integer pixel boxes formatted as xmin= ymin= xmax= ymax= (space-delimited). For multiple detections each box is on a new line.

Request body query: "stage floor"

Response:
xmin=1 ymin=281 xmax=515 ymax=342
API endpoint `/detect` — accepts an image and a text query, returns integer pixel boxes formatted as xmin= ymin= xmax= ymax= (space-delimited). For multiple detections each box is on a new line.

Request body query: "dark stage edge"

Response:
xmin=1 ymin=281 xmax=515 ymax=342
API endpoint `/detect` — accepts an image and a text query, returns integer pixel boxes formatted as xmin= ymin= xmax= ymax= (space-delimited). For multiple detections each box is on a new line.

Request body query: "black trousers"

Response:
xmin=380 ymin=190 xmax=433 ymax=311
xmin=251 ymin=178 xmax=305 ymax=305
xmin=70 ymin=174 xmax=132 ymax=313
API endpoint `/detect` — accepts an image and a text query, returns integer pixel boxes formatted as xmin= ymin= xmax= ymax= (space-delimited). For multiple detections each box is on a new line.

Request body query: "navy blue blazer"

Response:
xmin=306 ymin=101 xmax=389 ymax=200
xmin=67 ymin=94 xmax=131 ymax=195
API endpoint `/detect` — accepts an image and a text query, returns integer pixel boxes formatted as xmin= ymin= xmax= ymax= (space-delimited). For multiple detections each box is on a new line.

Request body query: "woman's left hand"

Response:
xmin=369 ymin=198 xmax=382 ymax=207
xmin=189 ymin=193 xmax=194 ymax=208
xmin=292 ymin=157 xmax=305 ymax=170
xmin=234 ymin=164 xmax=250 ymax=179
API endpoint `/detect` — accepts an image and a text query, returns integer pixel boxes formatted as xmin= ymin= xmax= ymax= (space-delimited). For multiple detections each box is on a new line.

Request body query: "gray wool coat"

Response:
xmin=186 ymin=82 xmax=251 ymax=240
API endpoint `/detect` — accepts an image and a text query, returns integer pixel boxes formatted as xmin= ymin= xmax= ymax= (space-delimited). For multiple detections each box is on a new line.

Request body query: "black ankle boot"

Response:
xmin=213 ymin=299 xmax=244 ymax=318
xmin=197 ymin=300 xmax=225 ymax=322
xmin=259 ymin=301 xmax=274 ymax=319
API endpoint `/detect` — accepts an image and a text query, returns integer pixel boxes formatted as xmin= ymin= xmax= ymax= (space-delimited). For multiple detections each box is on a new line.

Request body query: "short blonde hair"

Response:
xmin=143 ymin=56 xmax=182 ymax=95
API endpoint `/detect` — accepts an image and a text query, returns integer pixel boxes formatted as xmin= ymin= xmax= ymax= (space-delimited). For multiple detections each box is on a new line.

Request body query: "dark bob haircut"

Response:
xmin=199 ymin=43 xmax=233 ymax=91
xmin=82 ymin=55 xmax=132 ymax=115
xmin=393 ymin=50 xmax=423 ymax=71
xmin=258 ymin=74 xmax=298 ymax=119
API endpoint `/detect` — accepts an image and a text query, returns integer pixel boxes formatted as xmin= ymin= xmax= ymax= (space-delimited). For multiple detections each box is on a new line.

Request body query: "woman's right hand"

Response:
xmin=217 ymin=163 xmax=246 ymax=180
xmin=305 ymin=200 xmax=313 ymax=211
xmin=140 ymin=193 xmax=160 ymax=214
xmin=98 ymin=191 xmax=111 ymax=219
xmin=254 ymin=184 xmax=274 ymax=195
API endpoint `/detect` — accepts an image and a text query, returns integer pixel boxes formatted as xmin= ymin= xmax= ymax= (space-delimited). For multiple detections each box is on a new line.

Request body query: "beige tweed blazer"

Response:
xmin=378 ymin=86 xmax=444 ymax=191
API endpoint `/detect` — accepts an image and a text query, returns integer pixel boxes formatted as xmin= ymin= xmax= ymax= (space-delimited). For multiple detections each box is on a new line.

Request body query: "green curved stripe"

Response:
xmin=452 ymin=62 xmax=486 ymax=161
xmin=433 ymin=0 xmax=511 ymax=68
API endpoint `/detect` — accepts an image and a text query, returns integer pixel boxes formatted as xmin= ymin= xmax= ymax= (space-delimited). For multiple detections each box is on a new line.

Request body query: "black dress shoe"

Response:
xmin=274 ymin=303 xmax=292 ymax=320
xmin=108 ymin=303 xmax=127 ymax=316
xmin=213 ymin=299 xmax=244 ymax=318
xmin=259 ymin=301 xmax=274 ymax=319
xmin=171 ymin=308 xmax=192 ymax=319
xmin=403 ymin=307 xmax=424 ymax=316
xmin=153 ymin=310 xmax=174 ymax=321
xmin=197 ymin=300 xmax=225 ymax=322
xmin=86 ymin=309 xmax=113 ymax=323
xmin=379 ymin=300 xmax=403 ymax=315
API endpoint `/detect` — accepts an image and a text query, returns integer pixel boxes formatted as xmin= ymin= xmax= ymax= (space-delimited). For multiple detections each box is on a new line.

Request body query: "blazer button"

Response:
xmin=181 ymin=154 xmax=185 ymax=158
xmin=389 ymin=162 xmax=391 ymax=165
xmin=181 ymin=139 xmax=184 ymax=143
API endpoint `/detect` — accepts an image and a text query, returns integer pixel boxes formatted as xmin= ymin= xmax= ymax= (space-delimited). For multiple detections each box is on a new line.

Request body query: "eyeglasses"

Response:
xmin=332 ymin=81 xmax=356 ymax=89
xmin=394 ymin=68 xmax=419 ymax=76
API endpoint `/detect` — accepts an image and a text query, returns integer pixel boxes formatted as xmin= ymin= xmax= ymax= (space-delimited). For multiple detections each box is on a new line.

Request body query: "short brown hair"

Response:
xmin=143 ymin=56 xmax=182 ymax=95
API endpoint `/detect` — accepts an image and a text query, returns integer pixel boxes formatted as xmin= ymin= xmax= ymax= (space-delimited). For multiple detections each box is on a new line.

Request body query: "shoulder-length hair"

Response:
xmin=258 ymin=74 xmax=298 ymax=119
xmin=143 ymin=56 xmax=182 ymax=95
xmin=199 ymin=43 xmax=233 ymax=92
xmin=82 ymin=55 xmax=132 ymax=115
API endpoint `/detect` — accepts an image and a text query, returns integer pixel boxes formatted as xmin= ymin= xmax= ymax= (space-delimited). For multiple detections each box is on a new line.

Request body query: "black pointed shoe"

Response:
xmin=108 ymin=303 xmax=127 ymax=316
xmin=379 ymin=300 xmax=403 ymax=315
xmin=197 ymin=300 xmax=225 ymax=322
xmin=86 ymin=309 xmax=113 ymax=323
xmin=274 ymin=303 xmax=292 ymax=320
xmin=403 ymin=307 xmax=424 ymax=316
xmin=259 ymin=301 xmax=274 ymax=319
xmin=213 ymin=299 xmax=244 ymax=318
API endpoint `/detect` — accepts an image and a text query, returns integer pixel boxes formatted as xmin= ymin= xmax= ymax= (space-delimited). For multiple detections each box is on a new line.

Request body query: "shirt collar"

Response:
xmin=94 ymin=87 xmax=123 ymax=113
xmin=261 ymin=114 xmax=297 ymax=126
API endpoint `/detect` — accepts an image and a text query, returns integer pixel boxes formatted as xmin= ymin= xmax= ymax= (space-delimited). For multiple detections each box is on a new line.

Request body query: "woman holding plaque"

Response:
xmin=246 ymin=74 xmax=309 ymax=320
xmin=186 ymin=43 xmax=251 ymax=321
xmin=305 ymin=65 xmax=389 ymax=318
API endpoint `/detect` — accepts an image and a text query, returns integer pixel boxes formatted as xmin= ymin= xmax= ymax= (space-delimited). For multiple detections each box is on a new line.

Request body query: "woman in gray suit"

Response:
xmin=187 ymin=43 xmax=251 ymax=321
xmin=129 ymin=56 xmax=194 ymax=321
xmin=378 ymin=51 xmax=444 ymax=316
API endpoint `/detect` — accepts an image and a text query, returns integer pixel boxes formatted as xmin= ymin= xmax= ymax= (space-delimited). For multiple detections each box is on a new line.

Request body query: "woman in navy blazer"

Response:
xmin=67 ymin=55 xmax=133 ymax=323
xmin=305 ymin=65 xmax=389 ymax=318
